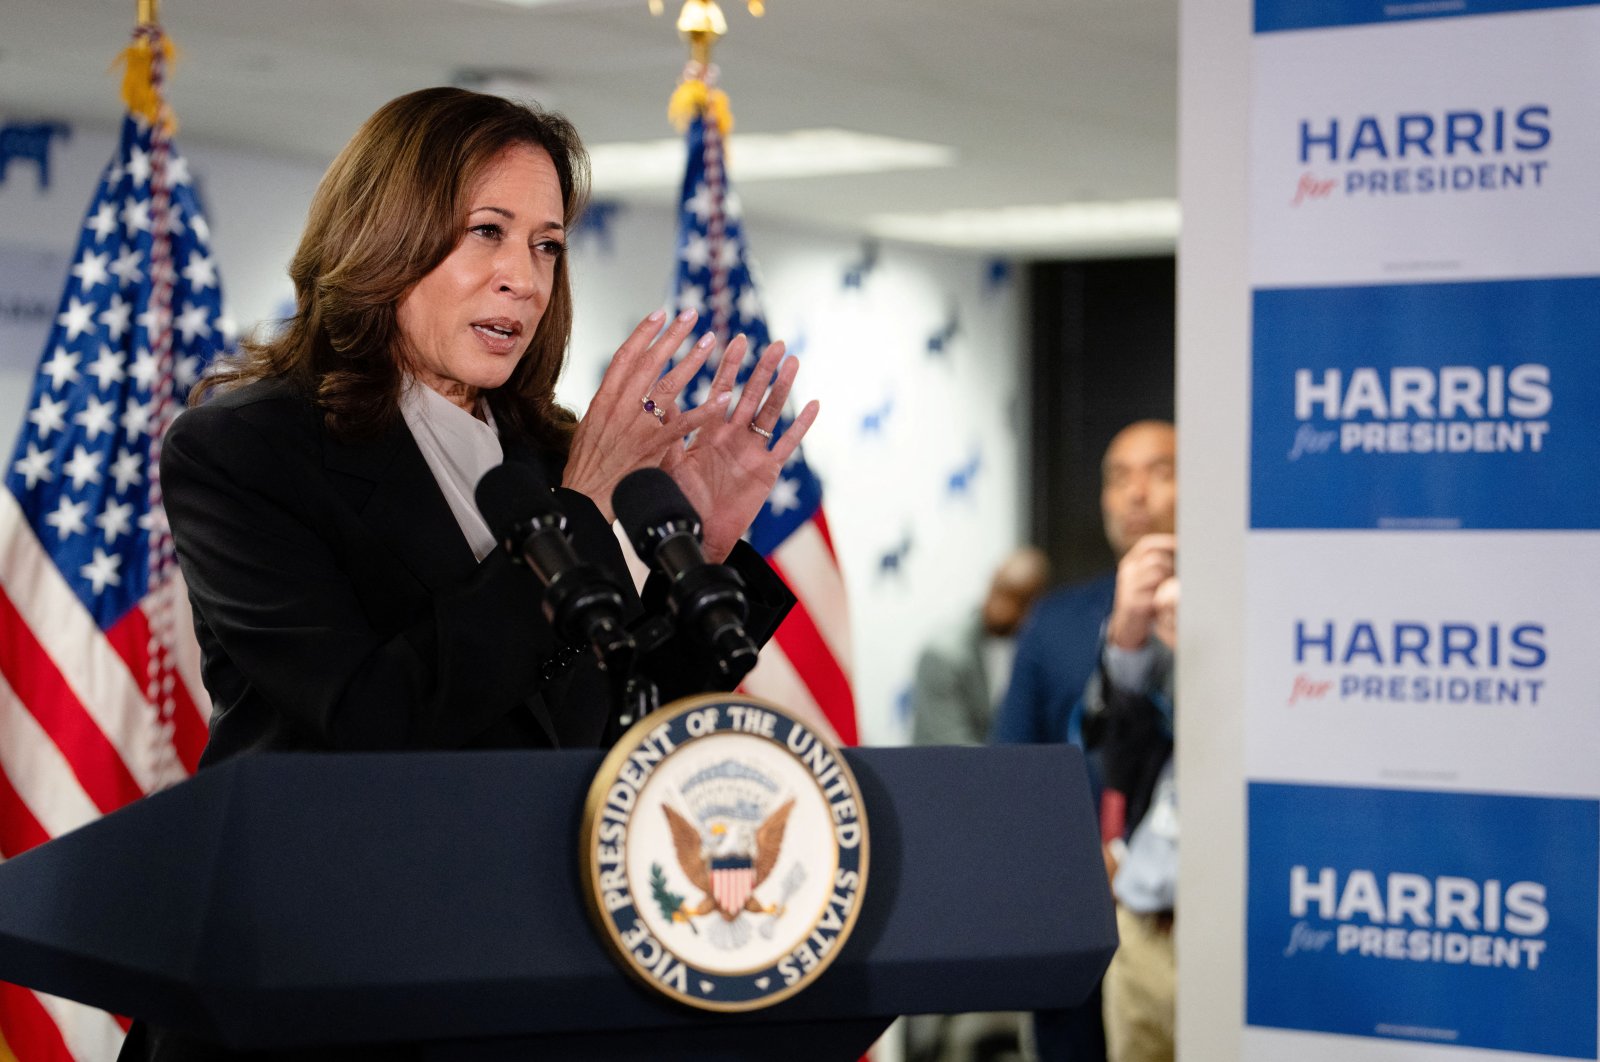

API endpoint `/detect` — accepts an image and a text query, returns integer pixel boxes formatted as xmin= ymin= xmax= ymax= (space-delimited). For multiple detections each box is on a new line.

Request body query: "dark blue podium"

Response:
xmin=0 ymin=745 xmax=1115 ymax=1060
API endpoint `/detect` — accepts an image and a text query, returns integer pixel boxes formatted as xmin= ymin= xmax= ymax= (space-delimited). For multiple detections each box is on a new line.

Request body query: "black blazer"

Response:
xmin=160 ymin=376 xmax=794 ymax=766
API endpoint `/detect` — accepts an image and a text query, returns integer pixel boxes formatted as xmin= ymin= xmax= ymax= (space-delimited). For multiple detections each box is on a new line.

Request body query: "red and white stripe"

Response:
xmin=690 ymin=108 xmax=859 ymax=749
xmin=712 ymin=865 xmax=756 ymax=917
xmin=741 ymin=513 xmax=858 ymax=747
xmin=0 ymin=497 xmax=211 ymax=1062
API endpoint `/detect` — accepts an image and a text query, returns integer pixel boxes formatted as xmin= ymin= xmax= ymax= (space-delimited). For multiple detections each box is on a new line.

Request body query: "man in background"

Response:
xmin=1084 ymin=559 xmax=1178 ymax=1062
xmin=992 ymin=420 xmax=1175 ymax=750
xmin=911 ymin=546 xmax=1051 ymax=746
xmin=990 ymin=419 xmax=1176 ymax=1062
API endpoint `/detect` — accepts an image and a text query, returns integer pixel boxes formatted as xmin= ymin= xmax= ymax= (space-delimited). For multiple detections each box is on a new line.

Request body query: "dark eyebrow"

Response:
xmin=1104 ymin=455 xmax=1175 ymax=477
xmin=469 ymin=205 xmax=565 ymax=234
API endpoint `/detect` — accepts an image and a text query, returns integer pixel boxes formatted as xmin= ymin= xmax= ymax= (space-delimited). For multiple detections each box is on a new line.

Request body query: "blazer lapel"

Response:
xmin=499 ymin=435 xmax=559 ymax=489
xmin=325 ymin=421 xmax=572 ymax=748
xmin=322 ymin=417 xmax=479 ymax=594
xmin=324 ymin=421 xmax=581 ymax=748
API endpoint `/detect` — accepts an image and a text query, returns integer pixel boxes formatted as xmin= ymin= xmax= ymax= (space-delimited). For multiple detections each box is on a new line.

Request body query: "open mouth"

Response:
xmin=472 ymin=320 xmax=522 ymax=341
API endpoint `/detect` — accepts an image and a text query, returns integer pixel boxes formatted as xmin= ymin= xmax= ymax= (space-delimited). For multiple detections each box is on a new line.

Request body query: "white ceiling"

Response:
xmin=0 ymin=0 xmax=1179 ymax=257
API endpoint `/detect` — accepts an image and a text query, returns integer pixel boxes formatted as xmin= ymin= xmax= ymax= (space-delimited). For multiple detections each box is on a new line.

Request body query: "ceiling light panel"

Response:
xmin=588 ymin=129 xmax=957 ymax=192
xmin=867 ymin=199 xmax=1181 ymax=254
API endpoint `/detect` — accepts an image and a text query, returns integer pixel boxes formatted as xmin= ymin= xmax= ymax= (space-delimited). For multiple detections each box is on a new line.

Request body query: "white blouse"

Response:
xmin=398 ymin=378 xmax=503 ymax=562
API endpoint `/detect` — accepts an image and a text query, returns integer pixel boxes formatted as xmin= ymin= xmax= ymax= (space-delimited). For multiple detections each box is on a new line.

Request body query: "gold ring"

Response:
xmin=749 ymin=422 xmax=774 ymax=440
xmin=641 ymin=397 xmax=666 ymax=421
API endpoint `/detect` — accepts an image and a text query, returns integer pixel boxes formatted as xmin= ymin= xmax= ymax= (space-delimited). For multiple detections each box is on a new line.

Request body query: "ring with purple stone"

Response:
xmin=640 ymin=396 xmax=666 ymax=422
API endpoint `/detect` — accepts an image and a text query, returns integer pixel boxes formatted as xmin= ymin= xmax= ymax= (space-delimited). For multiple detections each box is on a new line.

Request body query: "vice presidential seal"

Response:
xmin=579 ymin=694 xmax=869 ymax=1011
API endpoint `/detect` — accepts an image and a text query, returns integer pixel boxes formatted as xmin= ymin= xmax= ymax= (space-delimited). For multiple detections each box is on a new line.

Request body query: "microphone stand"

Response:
xmin=601 ymin=614 xmax=675 ymax=746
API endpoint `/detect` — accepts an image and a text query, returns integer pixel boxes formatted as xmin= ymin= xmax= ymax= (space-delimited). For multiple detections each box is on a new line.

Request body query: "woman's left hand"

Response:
xmin=561 ymin=309 xmax=727 ymax=522
xmin=662 ymin=334 xmax=820 ymax=563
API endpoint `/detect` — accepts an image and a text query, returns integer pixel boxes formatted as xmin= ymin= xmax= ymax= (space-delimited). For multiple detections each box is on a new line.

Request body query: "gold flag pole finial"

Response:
xmin=676 ymin=0 xmax=728 ymax=68
xmin=650 ymin=0 xmax=762 ymax=22
xmin=136 ymin=0 xmax=158 ymax=28
xmin=664 ymin=0 xmax=743 ymax=135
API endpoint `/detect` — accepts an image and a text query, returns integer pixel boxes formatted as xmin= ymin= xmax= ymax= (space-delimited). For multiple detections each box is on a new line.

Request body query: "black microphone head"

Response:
xmin=475 ymin=462 xmax=560 ymax=545
xmin=613 ymin=468 xmax=702 ymax=563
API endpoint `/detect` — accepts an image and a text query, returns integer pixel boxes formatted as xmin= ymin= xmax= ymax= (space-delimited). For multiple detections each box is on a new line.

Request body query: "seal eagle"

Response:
xmin=664 ymin=797 xmax=795 ymax=921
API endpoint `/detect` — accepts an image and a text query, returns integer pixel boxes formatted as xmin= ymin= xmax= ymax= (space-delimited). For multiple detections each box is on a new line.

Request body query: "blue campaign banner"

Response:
xmin=1250 ymin=276 xmax=1600 ymax=530
xmin=1256 ymin=0 xmax=1598 ymax=33
xmin=1247 ymin=782 xmax=1599 ymax=1057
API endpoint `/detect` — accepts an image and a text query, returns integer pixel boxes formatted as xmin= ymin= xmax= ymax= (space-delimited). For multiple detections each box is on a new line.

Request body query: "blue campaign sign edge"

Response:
xmin=1255 ymin=0 xmax=1599 ymax=34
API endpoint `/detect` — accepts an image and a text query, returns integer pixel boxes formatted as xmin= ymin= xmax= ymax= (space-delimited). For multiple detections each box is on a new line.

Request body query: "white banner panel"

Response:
xmin=1251 ymin=6 xmax=1600 ymax=287
xmin=1245 ymin=532 xmax=1600 ymax=794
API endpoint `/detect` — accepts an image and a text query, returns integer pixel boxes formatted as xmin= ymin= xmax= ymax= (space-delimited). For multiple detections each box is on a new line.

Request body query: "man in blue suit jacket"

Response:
xmin=990 ymin=573 xmax=1116 ymax=748
xmin=989 ymin=419 xmax=1176 ymax=1062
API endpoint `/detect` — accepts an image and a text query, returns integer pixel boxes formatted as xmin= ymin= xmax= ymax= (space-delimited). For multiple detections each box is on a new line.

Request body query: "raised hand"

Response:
xmin=662 ymin=335 xmax=820 ymax=563
xmin=561 ymin=309 xmax=733 ymax=521
xmin=1106 ymin=533 xmax=1177 ymax=651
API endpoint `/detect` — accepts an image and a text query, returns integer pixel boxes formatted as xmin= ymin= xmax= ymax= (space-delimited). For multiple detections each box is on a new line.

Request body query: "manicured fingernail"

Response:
xmin=716 ymin=391 xmax=732 ymax=406
xmin=678 ymin=309 xmax=696 ymax=323
xmin=695 ymin=332 xmax=715 ymax=350
xmin=647 ymin=308 xmax=666 ymax=323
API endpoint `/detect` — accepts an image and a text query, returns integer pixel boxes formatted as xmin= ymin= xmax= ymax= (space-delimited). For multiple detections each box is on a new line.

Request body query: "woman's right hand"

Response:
xmin=561 ymin=308 xmax=732 ymax=521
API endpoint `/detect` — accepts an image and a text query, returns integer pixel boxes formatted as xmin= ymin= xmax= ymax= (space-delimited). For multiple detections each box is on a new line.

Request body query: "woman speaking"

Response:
xmin=120 ymin=86 xmax=815 ymax=1060
xmin=166 ymin=86 xmax=812 ymax=763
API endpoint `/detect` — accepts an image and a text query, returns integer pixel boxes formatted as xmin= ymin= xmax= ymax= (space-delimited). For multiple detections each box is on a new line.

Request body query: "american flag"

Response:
xmin=669 ymin=108 xmax=859 ymax=746
xmin=0 ymin=53 xmax=233 ymax=1060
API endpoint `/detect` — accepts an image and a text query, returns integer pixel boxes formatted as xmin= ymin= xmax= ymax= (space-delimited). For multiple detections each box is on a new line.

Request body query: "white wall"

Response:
xmin=0 ymin=120 xmax=1027 ymax=750
xmin=1175 ymin=0 xmax=1251 ymax=1056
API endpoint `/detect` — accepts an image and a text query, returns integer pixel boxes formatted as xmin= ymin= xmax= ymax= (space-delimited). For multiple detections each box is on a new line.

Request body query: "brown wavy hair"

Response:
xmin=197 ymin=87 xmax=590 ymax=452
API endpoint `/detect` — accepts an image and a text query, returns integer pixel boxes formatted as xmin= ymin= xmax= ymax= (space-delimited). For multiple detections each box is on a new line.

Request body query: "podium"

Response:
xmin=0 ymin=745 xmax=1115 ymax=1059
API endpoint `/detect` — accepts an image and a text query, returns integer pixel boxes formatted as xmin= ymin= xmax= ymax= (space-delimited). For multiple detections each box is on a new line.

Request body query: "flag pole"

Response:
xmin=666 ymin=1 xmax=734 ymax=135
xmin=121 ymin=0 xmax=188 ymax=780
xmin=654 ymin=0 xmax=861 ymax=746
xmin=660 ymin=0 xmax=770 ymax=133
xmin=119 ymin=0 xmax=174 ymax=133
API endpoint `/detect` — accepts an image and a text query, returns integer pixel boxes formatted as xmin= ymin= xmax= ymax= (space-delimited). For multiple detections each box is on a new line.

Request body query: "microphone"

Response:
xmin=475 ymin=463 xmax=634 ymax=673
xmin=612 ymin=468 xmax=760 ymax=685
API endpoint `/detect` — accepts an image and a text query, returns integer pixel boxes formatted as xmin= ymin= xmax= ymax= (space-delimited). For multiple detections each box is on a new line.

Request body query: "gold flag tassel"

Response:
xmin=668 ymin=74 xmax=734 ymax=136
xmin=113 ymin=0 xmax=178 ymax=133
xmin=667 ymin=0 xmax=734 ymax=135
